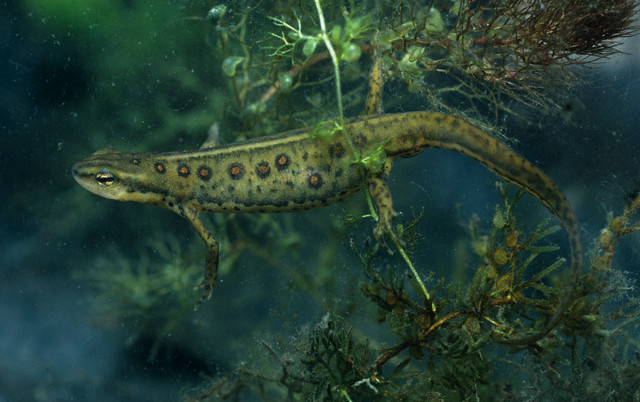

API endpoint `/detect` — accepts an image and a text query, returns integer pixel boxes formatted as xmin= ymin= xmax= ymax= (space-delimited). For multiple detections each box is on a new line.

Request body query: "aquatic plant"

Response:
xmin=45 ymin=0 xmax=639 ymax=399
xmin=74 ymin=233 xmax=202 ymax=359
xmin=187 ymin=2 xmax=639 ymax=399
xmin=191 ymin=186 xmax=640 ymax=401
xmin=247 ymin=0 xmax=638 ymax=135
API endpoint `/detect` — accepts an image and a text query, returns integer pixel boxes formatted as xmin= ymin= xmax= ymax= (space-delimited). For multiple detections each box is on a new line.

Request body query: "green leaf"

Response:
xmin=516 ymin=258 xmax=565 ymax=291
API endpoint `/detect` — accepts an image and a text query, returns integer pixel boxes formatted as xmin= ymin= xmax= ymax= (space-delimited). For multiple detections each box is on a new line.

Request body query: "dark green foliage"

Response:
xmin=295 ymin=316 xmax=375 ymax=399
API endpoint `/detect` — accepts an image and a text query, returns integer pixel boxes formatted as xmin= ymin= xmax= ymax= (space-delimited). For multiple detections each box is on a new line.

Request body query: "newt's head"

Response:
xmin=72 ymin=148 xmax=165 ymax=204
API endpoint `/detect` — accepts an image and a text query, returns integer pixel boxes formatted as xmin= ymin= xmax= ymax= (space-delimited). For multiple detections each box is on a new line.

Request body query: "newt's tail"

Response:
xmin=373 ymin=111 xmax=582 ymax=345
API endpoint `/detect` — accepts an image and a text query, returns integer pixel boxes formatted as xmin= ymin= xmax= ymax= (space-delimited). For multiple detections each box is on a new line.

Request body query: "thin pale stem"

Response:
xmin=314 ymin=0 xmax=345 ymax=129
xmin=390 ymin=234 xmax=433 ymax=311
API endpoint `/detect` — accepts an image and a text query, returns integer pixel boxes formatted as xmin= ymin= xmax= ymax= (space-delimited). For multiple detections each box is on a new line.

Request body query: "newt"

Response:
xmin=73 ymin=110 xmax=581 ymax=345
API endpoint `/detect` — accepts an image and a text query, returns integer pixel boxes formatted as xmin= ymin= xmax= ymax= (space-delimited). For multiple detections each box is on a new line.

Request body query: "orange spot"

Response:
xmin=308 ymin=173 xmax=323 ymax=188
xmin=275 ymin=154 xmax=290 ymax=171
xmin=256 ymin=162 xmax=270 ymax=178
xmin=331 ymin=144 xmax=344 ymax=157
xmin=180 ymin=167 xmax=188 ymax=174
xmin=231 ymin=166 xmax=240 ymax=175
xmin=198 ymin=166 xmax=212 ymax=181
xmin=353 ymin=135 xmax=366 ymax=146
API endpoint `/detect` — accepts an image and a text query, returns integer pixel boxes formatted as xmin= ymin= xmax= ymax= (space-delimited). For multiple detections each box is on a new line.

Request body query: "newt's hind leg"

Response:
xmin=364 ymin=41 xmax=398 ymax=247
xmin=366 ymin=160 xmax=399 ymax=248
xmin=365 ymin=54 xmax=384 ymax=115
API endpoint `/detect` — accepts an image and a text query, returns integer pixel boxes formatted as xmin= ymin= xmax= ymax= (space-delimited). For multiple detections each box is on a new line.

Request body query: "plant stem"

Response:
xmin=314 ymin=0 xmax=345 ymax=129
xmin=390 ymin=234 xmax=433 ymax=310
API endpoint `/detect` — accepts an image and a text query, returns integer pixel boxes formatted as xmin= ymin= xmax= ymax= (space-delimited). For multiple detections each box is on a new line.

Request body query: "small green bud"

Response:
xmin=207 ymin=5 xmax=227 ymax=24
xmin=312 ymin=120 xmax=340 ymax=139
xmin=329 ymin=25 xmax=342 ymax=43
xmin=345 ymin=16 xmax=364 ymax=37
xmin=407 ymin=81 xmax=421 ymax=94
xmin=222 ymin=56 xmax=244 ymax=77
xmin=599 ymin=230 xmax=613 ymax=249
xmin=277 ymin=71 xmax=292 ymax=92
xmin=342 ymin=43 xmax=361 ymax=62
xmin=493 ymin=248 xmax=508 ymax=265
xmin=472 ymin=236 xmax=489 ymax=257
xmin=492 ymin=210 xmax=507 ymax=229
xmin=609 ymin=216 xmax=624 ymax=233
xmin=593 ymin=255 xmax=609 ymax=272
xmin=245 ymin=101 xmax=266 ymax=116
xmin=303 ymin=38 xmax=318 ymax=57
xmin=496 ymin=273 xmax=512 ymax=291
xmin=361 ymin=147 xmax=386 ymax=173
xmin=425 ymin=7 xmax=444 ymax=33
xmin=398 ymin=48 xmax=424 ymax=75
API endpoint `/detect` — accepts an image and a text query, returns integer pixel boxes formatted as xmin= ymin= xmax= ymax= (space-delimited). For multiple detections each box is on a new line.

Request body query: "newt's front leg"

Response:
xmin=181 ymin=206 xmax=220 ymax=310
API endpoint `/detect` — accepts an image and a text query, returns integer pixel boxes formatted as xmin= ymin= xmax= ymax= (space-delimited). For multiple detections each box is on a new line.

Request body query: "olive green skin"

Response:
xmin=73 ymin=111 xmax=581 ymax=345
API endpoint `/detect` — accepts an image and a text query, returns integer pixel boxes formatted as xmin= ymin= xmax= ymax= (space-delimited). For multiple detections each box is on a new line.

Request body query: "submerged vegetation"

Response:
xmin=203 ymin=0 xmax=638 ymax=136
xmin=188 ymin=185 xmax=640 ymax=400
xmin=23 ymin=0 xmax=639 ymax=399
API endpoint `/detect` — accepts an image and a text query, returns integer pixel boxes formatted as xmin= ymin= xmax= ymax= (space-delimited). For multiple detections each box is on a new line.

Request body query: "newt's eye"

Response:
xmin=95 ymin=170 xmax=115 ymax=187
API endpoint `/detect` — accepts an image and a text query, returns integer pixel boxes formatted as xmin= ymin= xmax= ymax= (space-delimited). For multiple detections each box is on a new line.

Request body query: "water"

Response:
xmin=2 ymin=1 xmax=640 ymax=400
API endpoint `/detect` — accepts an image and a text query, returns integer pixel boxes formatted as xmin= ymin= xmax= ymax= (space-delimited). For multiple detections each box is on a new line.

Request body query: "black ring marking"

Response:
xmin=308 ymin=173 xmax=323 ymax=189
xmin=352 ymin=133 xmax=367 ymax=147
xmin=154 ymin=162 xmax=166 ymax=174
xmin=329 ymin=143 xmax=345 ymax=158
xmin=198 ymin=165 xmax=211 ymax=181
xmin=256 ymin=161 xmax=271 ymax=178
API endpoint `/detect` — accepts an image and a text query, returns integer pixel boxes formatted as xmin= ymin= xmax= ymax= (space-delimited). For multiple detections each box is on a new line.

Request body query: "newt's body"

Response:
xmin=73 ymin=110 xmax=581 ymax=345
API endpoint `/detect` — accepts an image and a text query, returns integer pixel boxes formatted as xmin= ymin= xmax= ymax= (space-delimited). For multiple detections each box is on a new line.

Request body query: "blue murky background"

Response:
xmin=2 ymin=1 xmax=640 ymax=400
